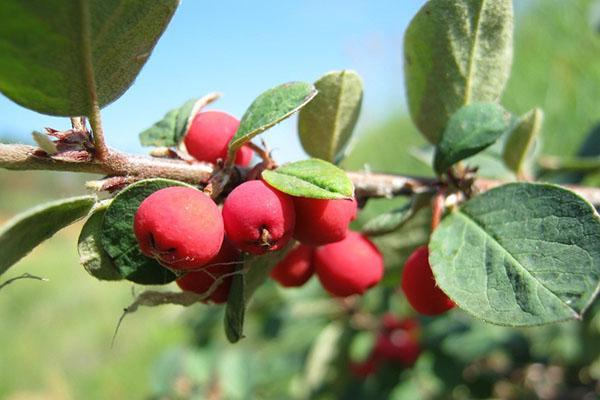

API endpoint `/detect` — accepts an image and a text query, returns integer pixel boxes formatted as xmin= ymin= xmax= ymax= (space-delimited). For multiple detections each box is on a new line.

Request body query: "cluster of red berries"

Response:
xmin=132 ymin=110 xmax=384 ymax=303
xmin=350 ymin=314 xmax=421 ymax=378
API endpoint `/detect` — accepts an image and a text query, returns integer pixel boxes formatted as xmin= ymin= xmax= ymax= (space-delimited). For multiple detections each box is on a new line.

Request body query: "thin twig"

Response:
xmin=0 ymin=273 xmax=48 ymax=291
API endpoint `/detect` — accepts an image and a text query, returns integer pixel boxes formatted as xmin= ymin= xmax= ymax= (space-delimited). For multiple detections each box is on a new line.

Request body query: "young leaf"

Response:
xmin=100 ymin=179 xmax=194 ymax=285
xmin=0 ymin=0 xmax=178 ymax=116
xmin=262 ymin=159 xmax=354 ymax=199
xmin=139 ymin=99 xmax=196 ymax=147
xmin=502 ymin=108 xmax=543 ymax=176
xmin=362 ymin=193 xmax=432 ymax=237
xmin=0 ymin=196 xmax=96 ymax=275
xmin=223 ymin=244 xmax=292 ymax=343
xmin=224 ymin=263 xmax=245 ymax=343
xmin=78 ymin=203 xmax=122 ymax=281
xmin=298 ymin=70 xmax=363 ymax=163
xmin=429 ymin=182 xmax=600 ymax=327
xmin=404 ymin=0 xmax=513 ymax=143
xmin=434 ymin=103 xmax=514 ymax=174
xmin=228 ymin=82 xmax=317 ymax=156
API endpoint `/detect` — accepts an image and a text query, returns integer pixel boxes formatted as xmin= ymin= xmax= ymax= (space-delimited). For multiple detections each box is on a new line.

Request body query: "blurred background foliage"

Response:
xmin=2 ymin=0 xmax=600 ymax=399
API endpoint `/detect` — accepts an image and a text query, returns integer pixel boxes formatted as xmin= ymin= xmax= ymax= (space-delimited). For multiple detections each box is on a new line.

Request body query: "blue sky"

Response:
xmin=0 ymin=1 xmax=427 ymax=162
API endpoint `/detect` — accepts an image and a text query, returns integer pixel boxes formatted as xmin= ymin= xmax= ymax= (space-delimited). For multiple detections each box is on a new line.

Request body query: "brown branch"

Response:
xmin=0 ymin=144 xmax=212 ymax=184
xmin=2 ymin=143 xmax=600 ymax=206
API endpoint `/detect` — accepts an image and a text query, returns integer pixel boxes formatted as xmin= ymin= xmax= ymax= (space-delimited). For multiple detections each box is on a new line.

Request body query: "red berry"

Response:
xmin=401 ymin=246 xmax=455 ymax=316
xmin=314 ymin=231 xmax=383 ymax=297
xmin=183 ymin=110 xmax=250 ymax=165
xmin=235 ymin=144 xmax=254 ymax=167
xmin=349 ymin=355 xmax=379 ymax=379
xmin=176 ymin=239 xmax=240 ymax=304
xmin=134 ymin=187 xmax=224 ymax=270
xmin=270 ymin=244 xmax=314 ymax=287
xmin=373 ymin=329 xmax=421 ymax=367
xmin=293 ymin=197 xmax=357 ymax=246
xmin=222 ymin=180 xmax=296 ymax=254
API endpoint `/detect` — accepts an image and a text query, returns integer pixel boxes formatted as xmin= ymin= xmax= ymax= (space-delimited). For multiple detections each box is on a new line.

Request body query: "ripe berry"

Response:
xmin=293 ymin=197 xmax=357 ymax=246
xmin=235 ymin=144 xmax=253 ymax=167
xmin=134 ymin=187 xmax=224 ymax=270
xmin=314 ymin=231 xmax=383 ymax=297
xmin=183 ymin=110 xmax=252 ymax=165
xmin=176 ymin=239 xmax=240 ymax=304
xmin=222 ymin=180 xmax=296 ymax=254
xmin=349 ymin=356 xmax=379 ymax=379
xmin=270 ymin=244 xmax=314 ymax=287
xmin=401 ymin=246 xmax=455 ymax=316
xmin=373 ymin=315 xmax=421 ymax=366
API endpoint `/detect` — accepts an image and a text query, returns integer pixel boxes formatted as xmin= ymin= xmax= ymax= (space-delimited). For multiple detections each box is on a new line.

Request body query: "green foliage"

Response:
xmin=77 ymin=203 xmax=122 ymax=281
xmin=502 ymin=108 xmax=543 ymax=177
xmin=100 ymin=179 xmax=192 ymax=285
xmin=430 ymin=183 xmax=600 ymax=326
xmin=228 ymin=82 xmax=317 ymax=156
xmin=0 ymin=0 xmax=177 ymax=116
xmin=0 ymin=195 xmax=95 ymax=276
xmin=433 ymin=103 xmax=514 ymax=174
xmin=262 ymin=159 xmax=354 ymax=199
xmin=139 ymin=99 xmax=196 ymax=147
xmin=298 ymin=70 xmax=363 ymax=163
xmin=225 ymin=244 xmax=293 ymax=343
xmin=404 ymin=0 xmax=513 ymax=143
xmin=225 ymin=264 xmax=246 ymax=343
xmin=362 ymin=193 xmax=431 ymax=237
xmin=502 ymin=0 xmax=600 ymax=158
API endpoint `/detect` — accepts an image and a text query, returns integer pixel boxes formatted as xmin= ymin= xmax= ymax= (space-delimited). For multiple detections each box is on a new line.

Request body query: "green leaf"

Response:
xmin=77 ymin=203 xmax=122 ymax=281
xmin=262 ymin=159 xmax=354 ymax=199
xmin=362 ymin=193 xmax=432 ymax=237
xmin=224 ymin=263 xmax=245 ymax=343
xmin=223 ymin=244 xmax=292 ymax=343
xmin=0 ymin=195 xmax=95 ymax=275
xmin=139 ymin=99 xmax=196 ymax=147
xmin=298 ymin=70 xmax=363 ymax=163
xmin=429 ymin=182 xmax=600 ymax=327
xmin=404 ymin=0 xmax=513 ymax=143
xmin=100 ymin=179 xmax=194 ymax=285
xmin=434 ymin=103 xmax=514 ymax=174
xmin=228 ymin=82 xmax=317 ymax=156
xmin=0 ymin=0 xmax=178 ymax=116
xmin=502 ymin=108 xmax=543 ymax=176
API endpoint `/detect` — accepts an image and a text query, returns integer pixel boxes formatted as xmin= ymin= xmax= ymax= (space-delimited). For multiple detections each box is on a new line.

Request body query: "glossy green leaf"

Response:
xmin=100 ymin=179 xmax=194 ymax=285
xmin=298 ymin=70 xmax=363 ymax=162
xmin=228 ymin=82 xmax=317 ymax=156
xmin=0 ymin=0 xmax=178 ymax=116
xmin=503 ymin=108 xmax=543 ymax=176
xmin=139 ymin=99 xmax=196 ymax=147
xmin=224 ymin=263 xmax=245 ymax=343
xmin=434 ymin=103 xmax=514 ymax=174
xmin=404 ymin=0 xmax=513 ymax=143
xmin=262 ymin=159 xmax=354 ymax=199
xmin=0 ymin=196 xmax=95 ymax=275
xmin=362 ymin=193 xmax=432 ymax=237
xmin=430 ymin=183 xmax=600 ymax=326
xmin=77 ymin=203 xmax=122 ymax=281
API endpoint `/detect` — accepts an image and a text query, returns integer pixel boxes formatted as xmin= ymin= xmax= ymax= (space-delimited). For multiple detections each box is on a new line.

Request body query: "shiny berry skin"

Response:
xmin=176 ymin=239 xmax=240 ymax=304
xmin=222 ymin=180 xmax=296 ymax=254
xmin=314 ymin=231 xmax=384 ymax=297
xmin=183 ymin=110 xmax=252 ymax=165
xmin=133 ymin=187 xmax=224 ymax=270
xmin=401 ymin=246 xmax=455 ymax=316
xmin=270 ymin=244 xmax=314 ymax=287
xmin=293 ymin=197 xmax=357 ymax=246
